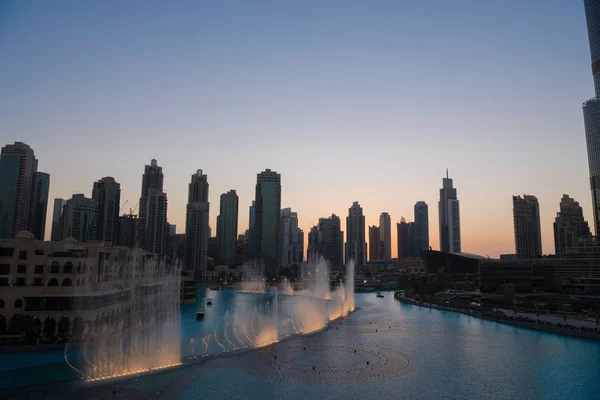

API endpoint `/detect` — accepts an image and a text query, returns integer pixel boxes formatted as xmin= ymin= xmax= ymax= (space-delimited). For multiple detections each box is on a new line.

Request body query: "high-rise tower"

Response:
xmin=553 ymin=194 xmax=592 ymax=257
xmin=583 ymin=1 xmax=600 ymax=234
xmin=280 ymin=208 xmax=300 ymax=267
xmin=185 ymin=169 xmax=209 ymax=280
xmin=346 ymin=201 xmax=366 ymax=266
xmin=413 ymin=201 xmax=429 ymax=256
xmin=253 ymin=169 xmax=281 ymax=275
xmin=513 ymin=194 xmax=542 ymax=259
xmin=379 ymin=212 xmax=392 ymax=261
xmin=216 ymin=190 xmax=238 ymax=267
xmin=30 ymin=172 xmax=50 ymax=240
xmin=139 ymin=159 xmax=164 ymax=250
xmin=438 ymin=170 xmax=461 ymax=253
xmin=0 ymin=142 xmax=39 ymax=239
xmin=92 ymin=176 xmax=121 ymax=243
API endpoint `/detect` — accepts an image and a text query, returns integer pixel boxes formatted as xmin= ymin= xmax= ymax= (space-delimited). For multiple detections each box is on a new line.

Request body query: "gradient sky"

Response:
xmin=0 ymin=0 xmax=594 ymax=258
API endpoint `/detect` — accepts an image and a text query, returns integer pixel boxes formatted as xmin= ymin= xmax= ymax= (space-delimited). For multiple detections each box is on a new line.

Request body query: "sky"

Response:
xmin=0 ymin=0 xmax=594 ymax=258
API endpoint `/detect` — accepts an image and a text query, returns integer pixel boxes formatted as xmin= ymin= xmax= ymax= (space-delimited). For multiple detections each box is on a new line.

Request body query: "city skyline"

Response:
xmin=1 ymin=1 xmax=594 ymax=258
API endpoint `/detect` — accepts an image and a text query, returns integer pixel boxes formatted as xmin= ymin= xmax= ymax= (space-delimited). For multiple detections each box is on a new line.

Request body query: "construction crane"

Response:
xmin=119 ymin=200 xmax=129 ymax=214
xmin=130 ymin=200 xmax=139 ymax=215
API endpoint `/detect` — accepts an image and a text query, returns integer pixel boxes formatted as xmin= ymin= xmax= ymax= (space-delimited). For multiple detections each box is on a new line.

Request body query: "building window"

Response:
xmin=63 ymin=262 xmax=73 ymax=274
xmin=14 ymin=299 xmax=23 ymax=308
xmin=15 ymin=278 xmax=26 ymax=286
xmin=17 ymin=265 xmax=26 ymax=274
xmin=0 ymin=278 xmax=8 ymax=286
xmin=34 ymin=265 xmax=43 ymax=274
xmin=35 ymin=249 xmax=44 ymax=256
xmin=0 ymin=248 xmax=14 ymax=257
xmin=50 ymin=262 xmax=60 ymax=273
xmin=33 ymin=278 xmax=43 ymax=286
xmin=0 ymin=265 xmax=9 ymax=275
xmin=19 ymin=250 xmax=27 ymax=260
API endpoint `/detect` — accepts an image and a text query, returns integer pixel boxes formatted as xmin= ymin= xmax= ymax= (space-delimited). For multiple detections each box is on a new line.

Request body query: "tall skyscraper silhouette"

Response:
xmin=438 ymin=170 xmax=461 ymax=253
xmin=308 ymin=214 xmax=343 ymax=268
xmin=60 ymin=194 xmax=98 ymax=242
xmin=397 ymin=217 xmax=412 ymax=258
xmin=413 ymin=201 xmax=429 ymax=256
xmin=185 ymin=169 xmax=209 ymax=280
xmin=139 ymin=159 xmax=164 ymax=250
xmin=368 ymin=225 xmax=381 ymax=261
xmin=346 ymin=201 xmax=366 ymax=266
xmin=216 ymin=190 xmax=238 ymax=266
xmin=30 ymin=172 xmax=49 ymax=240
xmin=92 ymin=176 xmax=121 ymax=244
xmin=583 ymin=0 xmax=600 ymax=234
xmin=379 ymin=212 xmax=392 ymax=261
xmin=280 ymin=208 xmax=301 ymax=266
xmin=253 ymin=169 xmax=281 ymax=275
xmin=0 ymin=142 xmax=40 ymax=239
xmin=553 ymin=194 xmax=592 ymax=257
xmin=50 ymin=198 xmax=66 ymax=241
xmin=513 ymin=194 xmax=542 ymax=259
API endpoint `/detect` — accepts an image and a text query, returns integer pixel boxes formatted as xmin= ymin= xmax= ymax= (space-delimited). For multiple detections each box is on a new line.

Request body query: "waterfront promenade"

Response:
xmin=393 ymin=292 xmax=600 ymax=340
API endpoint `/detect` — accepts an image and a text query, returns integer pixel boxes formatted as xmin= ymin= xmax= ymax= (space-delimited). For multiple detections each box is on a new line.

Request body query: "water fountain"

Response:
xmin=70 ymin=255 xmax=182 ymax=382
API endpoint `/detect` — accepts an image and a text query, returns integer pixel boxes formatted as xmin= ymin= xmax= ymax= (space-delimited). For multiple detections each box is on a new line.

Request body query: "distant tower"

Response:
xmin=60 ymin=194 xmax=98 ymax=242
xmin=30 ymin=172 xmax=50 ymax=240
xmin=368 ymin=225 xmax=381 ymax=261
xmin=438 ymin=171 xmax=461 ymax=253
xmin=413 ymin=201 xmax=429 ymax=257
xmin=553 ymin=195 xmax=592 ymax=257
xmin=51 ymin=198 xmax=66 ymax=241
xmin=346 ymin=201 xmax=366 ymax=266
xmin=379 ymin=212 xmax=392 ymax=261
xmin=311 ymin=214 xmax=344 ymax=268
xmin=146 ymin=189 xmax=168 ymax=258
xmin=92 ymin=176 xmax=121 ymax=243
xmin=139 ymin=159 xmax=164 ymax=250
xmin=280 ymin=207 xmax=300 ymax=267
xmin=397 ymin=217 xmax=412 ymax=258
xmin=253 ymin=169 xmax=281 ymax=275
xmin=0 ymin=142 xmax=38 ymax=239
xmin=185 ymin=169 xmax=209 ymax=280
xmin=513 ymin=194 xmax=542 ymax=259
xmin=216 ymin=190 xmax=238 ymax=266
xmin=583 ymin=1 xmax=600 ymax=234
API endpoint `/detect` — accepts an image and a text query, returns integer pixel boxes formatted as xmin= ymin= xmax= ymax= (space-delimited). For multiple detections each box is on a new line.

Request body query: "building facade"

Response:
xmin=92 ymin=177 xmax=121 ymax=244
xmin=413 ymin=201 xmax=429 ymax=256
xmin=368 ymin=225 xmax=381 ymax=261
xmin=60 ymin=194 xmax=98 ymax=242
xmin=50 ymin=199 xmax=66 ymax=242
xmin=397 ymin=217 xmax=412 ymax=258
xmin=145 ymin=189 xmax=168 ymax=258
xmin=216 ymin=190 xmax=238 ymax=266
xmin=253 ymin=169 xmax=281 ymax=275
xmin=553 ymin=194 xmax=592 ymax=257
xmin=30 ymin=172 xmax=50 ymax=241
xmin=583 ymin=0 xmax=600 ymax=235
xmin=0 ymin=142 xmax=39 ymax=240
xmin=185 ymin=170 xmax=209 ymax=280
xmin=346 ymin=202 xmax=366 ymax=266
xmin=379 ymin=212 xmax=391 ymax=261
xmin=138 ymin=159 xmax=164 ymax=251
xmin=280 ymin=208 xmax=301 ymax=266
xmin=438 ymin=171 xmax=461 ymax=253
xmin=118 ymin=213 xmax=138 ymax=249
xmin=513 ymin=194 xmax=542 ymax=259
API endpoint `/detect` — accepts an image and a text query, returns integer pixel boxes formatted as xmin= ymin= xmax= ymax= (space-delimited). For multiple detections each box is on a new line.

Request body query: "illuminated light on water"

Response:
xmin=85 ymin=362 xmax=182 ymax=383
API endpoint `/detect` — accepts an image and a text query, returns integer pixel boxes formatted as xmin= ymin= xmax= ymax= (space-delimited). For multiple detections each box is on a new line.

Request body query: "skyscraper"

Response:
xmin=309 ymin=214 xmax=344 ymax=268
xmin=30 ymin=172 xmax=49 ymax=240
xmin=248 ymin=201 xmax=256 ymax=256
xmin=216 ymin=190 xmax=238 ymax=266
xmin=397 ymin=217 xmax=412 ymax=258
xmin=297 ymin=228 xmax=304 ymax=263
xmin=92 ymin=176 xmax=121 ymax=244
xmin=280 ymin=208 xmax=301 ymax=266
xmin=438 ymin=171 xmax=461 ymax=253
xmin=60 ymin=194 xmax=98 ymax=242
xmin=308 ymin=226 xmax=319 ymax=259
xmin=185 ymin=170 xmax=209 ymax=279
xmin=379 ymin=212 xmax=392 ymax=261
xmin=50 ymin=198 xmax=66 ymax=241
xmin=346 ymin=201 xmax=366 ymax=266
xmin=0 ymin=142 xmax=38 ymax=239
xmin=139 ymin=159 xmax=164 ymax=250
xmin=368 ymin=225 xmax=381 ymax=261
xmin=553 ymin=195 xmax=592 ymax=257
xmin=118 ymin=213 xmax=138 ymax=248
xmin=253 ymin=169 xmax=281 ymax=275
xmin=413 ymin=201 xmax=429 ymax=256
xmin=513 ymin=194 xmax=542 ymax=259
xmin=146 ymin=189 xmax=168 ymax=258
xmin=583 ymin=1 xmax=600 ymax=234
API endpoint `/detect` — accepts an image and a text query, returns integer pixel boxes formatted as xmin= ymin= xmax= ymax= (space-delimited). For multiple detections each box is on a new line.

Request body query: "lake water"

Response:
xmin=1 ymin=288 xmax=599 ymax=399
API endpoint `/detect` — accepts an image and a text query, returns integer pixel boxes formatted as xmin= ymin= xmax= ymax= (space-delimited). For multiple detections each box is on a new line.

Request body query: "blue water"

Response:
xmin=1 ymin=289 xmax=600 ymax=399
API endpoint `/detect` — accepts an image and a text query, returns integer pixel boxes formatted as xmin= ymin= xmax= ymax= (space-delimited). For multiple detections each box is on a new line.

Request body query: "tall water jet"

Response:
xmin=237 ymin=261 xmax=267 ymax=293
